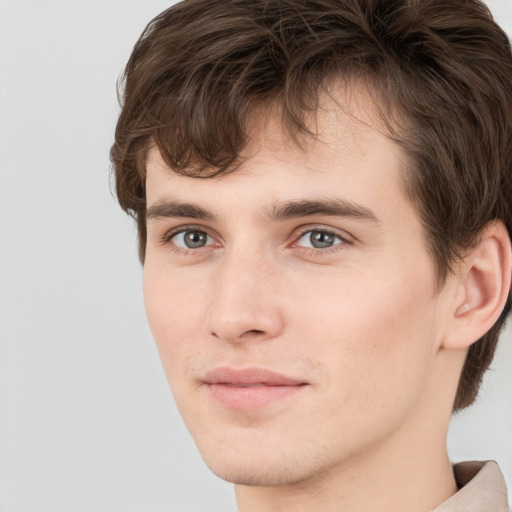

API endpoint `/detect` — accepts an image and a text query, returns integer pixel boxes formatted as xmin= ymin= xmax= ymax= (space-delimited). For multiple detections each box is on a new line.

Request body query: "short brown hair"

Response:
xmin=111 ymin=0 xmax=512 ymax=410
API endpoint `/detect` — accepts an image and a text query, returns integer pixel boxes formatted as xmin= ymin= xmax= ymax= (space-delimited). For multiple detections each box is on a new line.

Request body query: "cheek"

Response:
xmin=291 ymin=264 xmax=438 ymax=415
xmin=143 ymin=268 xmax=206 ymax=381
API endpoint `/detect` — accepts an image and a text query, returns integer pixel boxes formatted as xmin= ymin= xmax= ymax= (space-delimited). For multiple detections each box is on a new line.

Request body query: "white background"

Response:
xmin=0 ymin=1 xmax=511 ymax=510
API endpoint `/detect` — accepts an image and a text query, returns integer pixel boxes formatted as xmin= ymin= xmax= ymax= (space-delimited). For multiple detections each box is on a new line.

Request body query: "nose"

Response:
xmin=205 ymin=250 xmax=285 ymax=344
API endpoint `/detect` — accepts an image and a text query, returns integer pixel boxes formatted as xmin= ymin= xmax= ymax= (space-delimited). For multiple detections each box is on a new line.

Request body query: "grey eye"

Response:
xmin=172 ymin=230 xmax=211 ymax=249
xmin=297 ymin=230 xmax=342 ymax=249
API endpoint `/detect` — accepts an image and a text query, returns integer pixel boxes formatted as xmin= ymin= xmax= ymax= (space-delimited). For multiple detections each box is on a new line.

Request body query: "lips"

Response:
xmin=204 ymin=367 xmax=306 ymax=386
xmin=203 ymin=367 xmax=308 ymax=409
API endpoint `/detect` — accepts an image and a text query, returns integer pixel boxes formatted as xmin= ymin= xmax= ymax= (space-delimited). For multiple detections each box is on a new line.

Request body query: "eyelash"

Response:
xmin=160 ymin=225 xmax=353 ymax=256
xmin=160 ymin=225 xmax=217 ymax=254
xmin=292 ymin=227 xmax=352 ymax=255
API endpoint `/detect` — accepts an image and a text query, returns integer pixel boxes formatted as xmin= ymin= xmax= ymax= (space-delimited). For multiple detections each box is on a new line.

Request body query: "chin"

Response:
xmin=193 ymin=430 xmax=334 ymax=487
xmin=203 ymin=455 xmax=317 ymax=487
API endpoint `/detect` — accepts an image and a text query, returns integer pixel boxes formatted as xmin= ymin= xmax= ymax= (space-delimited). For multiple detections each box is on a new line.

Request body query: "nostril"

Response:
xmin=238 ymin=329 xmax=266 ymax=339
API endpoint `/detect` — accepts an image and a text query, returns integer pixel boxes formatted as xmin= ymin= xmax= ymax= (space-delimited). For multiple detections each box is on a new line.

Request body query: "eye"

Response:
xmin=295 ymin=229 xmax=344 ymax=249
xmin=169 ymin=229 xmax=214 ymax=249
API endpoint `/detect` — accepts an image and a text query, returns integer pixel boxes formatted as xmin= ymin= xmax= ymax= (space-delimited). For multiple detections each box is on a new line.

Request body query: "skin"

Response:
xmin=142 ymin=90 xmax=509 ymax=512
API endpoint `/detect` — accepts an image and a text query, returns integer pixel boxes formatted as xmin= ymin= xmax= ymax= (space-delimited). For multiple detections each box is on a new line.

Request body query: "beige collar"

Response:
xmin=434 ymin=461 xmax=509 ymax=512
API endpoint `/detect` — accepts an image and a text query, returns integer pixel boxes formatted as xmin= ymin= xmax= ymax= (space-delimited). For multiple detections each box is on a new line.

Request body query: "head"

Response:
xmin=111 ymin=0 xmax=512 ymax=485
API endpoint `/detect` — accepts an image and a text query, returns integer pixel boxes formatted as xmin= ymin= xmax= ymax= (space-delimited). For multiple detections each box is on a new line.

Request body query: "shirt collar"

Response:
xmin=434 ymin=461 xmax=509 ymax=512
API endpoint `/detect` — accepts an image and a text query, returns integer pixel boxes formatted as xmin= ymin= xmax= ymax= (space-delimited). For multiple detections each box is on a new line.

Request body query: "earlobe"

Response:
xmin=442 ymin=221 xmax=512 ymax=350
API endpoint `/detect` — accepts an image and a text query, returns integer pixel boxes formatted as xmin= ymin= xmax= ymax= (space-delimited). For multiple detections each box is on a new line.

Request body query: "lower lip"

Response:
xmin=207 ymin=383 xmax=305 ymax=410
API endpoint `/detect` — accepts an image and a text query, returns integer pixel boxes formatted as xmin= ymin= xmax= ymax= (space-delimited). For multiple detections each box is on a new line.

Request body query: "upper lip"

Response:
xmin=203 ymin=367 xmax=307 ymax=386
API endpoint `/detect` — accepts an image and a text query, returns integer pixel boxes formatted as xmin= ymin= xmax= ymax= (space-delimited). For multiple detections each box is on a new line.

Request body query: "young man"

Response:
xmin=111 ymin=0 xmax=512 ymax=510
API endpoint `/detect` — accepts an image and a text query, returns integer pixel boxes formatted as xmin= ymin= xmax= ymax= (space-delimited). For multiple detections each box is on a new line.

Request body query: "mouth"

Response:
xmin=202 ymin=367 xmax=308 ymax=410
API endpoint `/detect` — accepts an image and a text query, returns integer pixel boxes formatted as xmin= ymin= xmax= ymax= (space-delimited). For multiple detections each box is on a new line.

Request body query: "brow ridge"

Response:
xmin=146 ymin=197 xmax=379 ymax=224
xmin=268 ymin=198 xmax=380 ymax=223
xmin=146 ymin=201 xmax=214 ymax=221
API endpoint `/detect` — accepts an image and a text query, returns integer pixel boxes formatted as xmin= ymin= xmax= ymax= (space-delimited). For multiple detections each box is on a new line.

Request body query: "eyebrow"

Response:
xmin=268 ymin=198 xmax=380 ymax=223
xmin=146 ymin=201 xmax=214 ymax=221
xmin=146 ymin=198 xmax=379 ymax=224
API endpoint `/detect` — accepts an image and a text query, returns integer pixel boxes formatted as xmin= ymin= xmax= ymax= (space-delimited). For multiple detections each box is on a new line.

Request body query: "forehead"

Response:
xmin=246 ymin=83 xmax=395 ymax=159
xmin=145 ymin=85 xmax=410 ymax=211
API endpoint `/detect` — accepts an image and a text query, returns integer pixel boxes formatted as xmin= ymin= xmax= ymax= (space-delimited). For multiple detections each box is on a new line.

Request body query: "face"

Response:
xmin=143 ymin=91 xmax=452 ymax=487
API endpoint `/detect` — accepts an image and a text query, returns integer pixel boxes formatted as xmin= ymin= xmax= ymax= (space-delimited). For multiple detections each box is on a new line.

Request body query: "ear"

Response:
xmin=441 ymin=221 xmax=512 ymax=350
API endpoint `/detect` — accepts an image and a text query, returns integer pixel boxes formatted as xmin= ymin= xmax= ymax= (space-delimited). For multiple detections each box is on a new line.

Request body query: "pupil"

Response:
xmin=310 ymin=231 xmax=334 ymax=248
xmin=185 ymin=231 xmax=206 ymax=248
